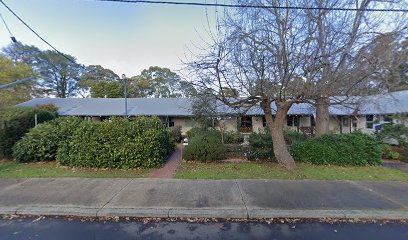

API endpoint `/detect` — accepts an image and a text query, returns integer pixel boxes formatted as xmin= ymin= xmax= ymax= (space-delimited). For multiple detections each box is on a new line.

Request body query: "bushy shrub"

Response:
xmin=186 ymin=127 xmax=211 ymax=140
xmin=291 ymin=132 xmax=382 ymax=166
xmin=12 ymin=117 xmax=83 ymax=163
xmin=388 ymin=151 xmax=400 ymax=160
xmin=247 ymin=132 xmax=274 ymax=161
xmin=225 ymin=144 xmax=247 ymax=159
xmin=401 ymin=142 xmax=408 ymax=163
xmin=183 ymin=130 xmax=225 ymax=161
xmin=381 ymin=144 xmax=393 ymax=158
xmin=171 ymin=125 xmax=183 ymax=143
xmin=246 ymin=130 xmax=307 ymax=161
xmin=284 ymin=129 xmax=307 ymax=145
xmin=57 ymin=117 xmax=175 ymax=168
xmin=35 ymin=103 xmax=59 ymax=112
xmin=375 ymin=124 xmax=408 ymax=146
xmin=0 ymin=107 xmax=58 ymax=158
xmin=223 ymin=131 xmax=244 ymax=144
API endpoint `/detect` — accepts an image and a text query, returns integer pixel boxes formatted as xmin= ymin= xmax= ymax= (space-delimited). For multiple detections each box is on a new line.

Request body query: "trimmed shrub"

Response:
xmin=0 ymin=107 xmax=58 ymax=158
xmin=183 ymin=130 xmax=226 ymax=161
xmin=291 ymin=132 xmax=382 ymax=166
xmin=12 ymin=117 xmax=83 ymax=162
xmin=57 ymin=117 xmax=175 ymax=168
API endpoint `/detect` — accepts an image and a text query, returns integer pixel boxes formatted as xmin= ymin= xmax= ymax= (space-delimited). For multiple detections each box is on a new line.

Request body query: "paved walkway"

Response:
xmin=0 ymin=178 xmax=407 ymax=219
xmin=149 ymin=145 xmax=183 ymax=178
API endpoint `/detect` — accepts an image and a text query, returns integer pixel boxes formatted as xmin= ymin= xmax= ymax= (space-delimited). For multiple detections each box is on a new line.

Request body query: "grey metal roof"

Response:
xmin=18 ymin=98 xmax=194 ymax=117
xmin=17 ymin=90 xmax=408 ymax=116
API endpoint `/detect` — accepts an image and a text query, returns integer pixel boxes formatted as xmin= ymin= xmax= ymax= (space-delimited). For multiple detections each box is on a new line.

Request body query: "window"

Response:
xmin=287 ymin=116 xmax=299 ymax=127
xmin=366 ymin=115 xmax=374 ymax=129
xmin=240 ymin=116 xmax=253 ymax=133
xmin=383 ymin=115 xmax=393 ymax=123
xmin=165 ymin=117 xmax=175 ymax=127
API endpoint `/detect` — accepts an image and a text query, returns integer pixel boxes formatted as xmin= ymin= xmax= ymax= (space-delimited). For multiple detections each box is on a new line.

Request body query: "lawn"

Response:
xmin=174 ymin=161 xmax=408 ymax=181
xmin=0 ymin=161 xmax=151 ymax=178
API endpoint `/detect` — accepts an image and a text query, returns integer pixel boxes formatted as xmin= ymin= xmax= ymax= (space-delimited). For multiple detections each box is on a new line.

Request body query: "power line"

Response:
xmin=0 ymin=76 xmax=35 ymax=90
xmin=0 ymin=9 xmax=16 ymax=42
xmin=0 ymin=0 xmax=78 ymax=65
xmin=94 ymin=0 xmax=408 ymax=12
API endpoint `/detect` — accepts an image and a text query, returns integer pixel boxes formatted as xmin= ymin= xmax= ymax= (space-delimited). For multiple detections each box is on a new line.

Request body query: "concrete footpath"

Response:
xmin=0 ymin=178 xmax=407 ymax=220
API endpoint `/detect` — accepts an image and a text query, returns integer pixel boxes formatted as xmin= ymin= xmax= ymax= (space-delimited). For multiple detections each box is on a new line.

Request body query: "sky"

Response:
xmin=0 ymin=0 xmax=222 ymax=77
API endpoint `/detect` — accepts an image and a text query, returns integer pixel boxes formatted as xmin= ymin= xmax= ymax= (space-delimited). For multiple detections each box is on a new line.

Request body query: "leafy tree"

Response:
xmin=180 ymin=80 xmax=197 ymax=97
xmin=0 ymin=54 xmax=33 ymax=109
xmin=2 ymin=42 xmax=82 ymax=98
xmin=129 ymin=66 xmax=183 ymax=98
xmin=79 ymin=65 xmax=120 ymax=97
xmin=35 ymin=50 xmax=82 ymax=98
xmin=89 ymin=81 xmax=124 ymax=98
xmin=2 ymin=42 xmax=41 ymax=66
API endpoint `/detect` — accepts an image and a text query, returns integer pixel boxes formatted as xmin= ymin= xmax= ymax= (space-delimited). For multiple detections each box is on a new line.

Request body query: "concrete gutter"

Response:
xmin=0 ymin=178 xmax=407 ymax=220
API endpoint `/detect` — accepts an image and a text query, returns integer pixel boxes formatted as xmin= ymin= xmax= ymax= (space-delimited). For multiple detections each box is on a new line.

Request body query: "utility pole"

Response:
xmin=122 ymin=74 xmax=128 ymax=118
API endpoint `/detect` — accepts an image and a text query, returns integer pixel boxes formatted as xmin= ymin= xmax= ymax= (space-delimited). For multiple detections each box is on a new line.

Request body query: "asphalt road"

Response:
xmin=0 ymin=217 xmax=407 ymax=240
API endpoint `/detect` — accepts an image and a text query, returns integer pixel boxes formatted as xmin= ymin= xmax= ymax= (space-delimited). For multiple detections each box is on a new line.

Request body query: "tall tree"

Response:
xmin=2 ymin=42 xmax=41 ymax=66
xmin=35 ymin=50 xmax=82 ymax=98
xmin=2 ymin=42 xmax=83 ymax=98
xmin=188 ymin=0 xmax=315 ymax=170
xmin=354 ymin=33 xmax=408 ymax=92
xmin=0 ymin=54 xmax=33 ymax=108
xmin=79 ymin=65 xmax=120 ymax=97
xmin=179 ymin=80 xmax=198 ymax=97
xmin=129 ymin=66 xmax=183 ymax=98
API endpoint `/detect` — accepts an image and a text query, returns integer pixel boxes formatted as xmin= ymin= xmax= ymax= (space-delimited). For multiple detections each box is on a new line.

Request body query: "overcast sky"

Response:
xmin=0 ymin=0 xmax=221 ymax=77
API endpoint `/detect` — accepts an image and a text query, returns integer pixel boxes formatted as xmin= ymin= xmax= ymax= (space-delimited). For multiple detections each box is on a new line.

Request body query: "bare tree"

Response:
xmin=304 ymin=0 xmax=408 ymax=136
xmin=187 ymin=0 xmax=317 ymax=170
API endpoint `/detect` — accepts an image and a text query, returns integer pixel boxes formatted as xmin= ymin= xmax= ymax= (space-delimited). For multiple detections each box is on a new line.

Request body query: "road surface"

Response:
xmin=0 ymin=217 xmax=407 ymax=240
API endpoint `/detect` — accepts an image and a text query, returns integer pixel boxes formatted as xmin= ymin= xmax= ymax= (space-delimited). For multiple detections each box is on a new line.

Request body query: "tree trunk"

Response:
xmin=315 ymin=97 xmax=330 ymax=137
xmin=261 ymin=99 xmax=297 ymax=170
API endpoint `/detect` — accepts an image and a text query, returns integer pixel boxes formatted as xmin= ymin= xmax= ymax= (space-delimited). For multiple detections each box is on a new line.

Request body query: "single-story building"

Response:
xmin=17 ymin=90 xmax=408 ymax=136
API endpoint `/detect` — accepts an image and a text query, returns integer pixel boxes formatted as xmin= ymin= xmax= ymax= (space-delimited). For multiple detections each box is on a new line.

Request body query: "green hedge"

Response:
xmin=57 ymin=117 xmax=175 ymax=168
xmin=0 ymin=107 xmax=58 ymax=158
xmin=12 ymin=117 xmax=83 ymax=162
xmin=183 ymin=130 xmax=226 ymax=161
xmin=291 ymin=132 xmax=382 ymax=166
